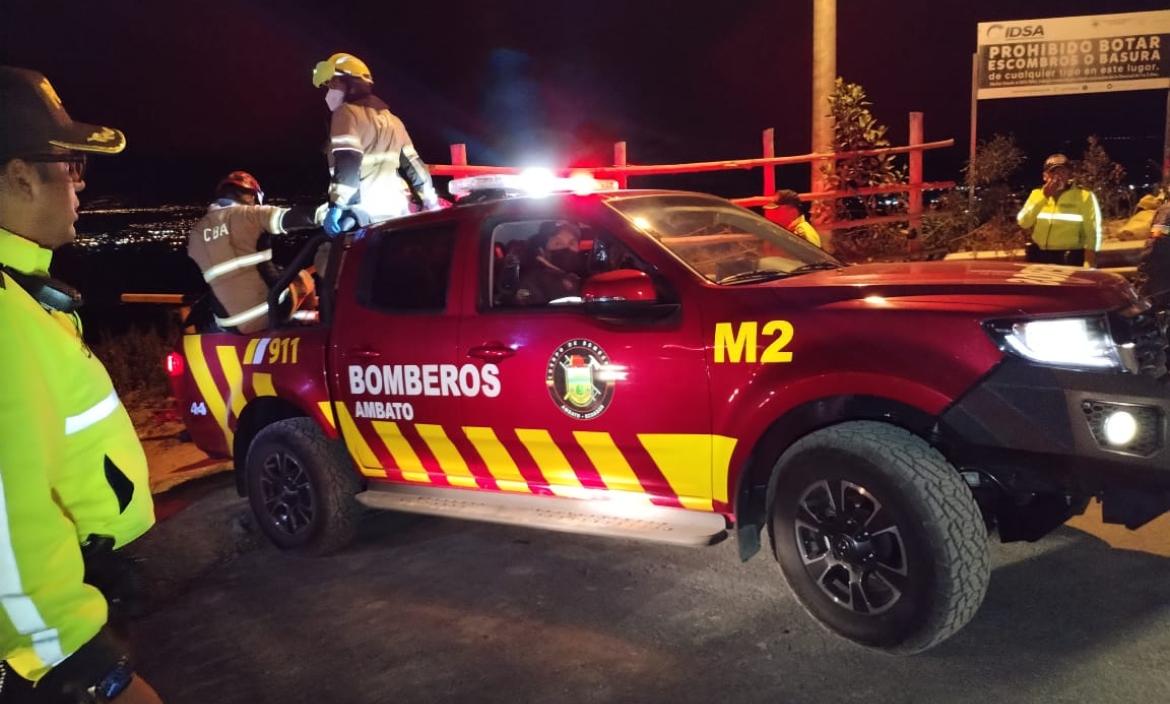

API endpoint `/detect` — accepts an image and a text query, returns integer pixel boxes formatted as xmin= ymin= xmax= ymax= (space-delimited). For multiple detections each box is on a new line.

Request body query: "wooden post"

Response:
xmin=613 ymin=141 xmax=628 ymax=189
xmin=762 ymin=128 xmax=775 ymax=198
xmin=811 ymin=0 xmax=836 ymax=251
xmin=908 ymin=112 xmax=924 ymax=236
xmin=969 ymin=53 xmax=979 ymax=211
xmin=450 ymin=143 xmax=468 ymax=168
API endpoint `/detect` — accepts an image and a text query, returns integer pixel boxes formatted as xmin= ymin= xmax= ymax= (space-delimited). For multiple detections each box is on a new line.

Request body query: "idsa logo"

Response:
xmin=986 ymin=23 xmax=1045 ymax=40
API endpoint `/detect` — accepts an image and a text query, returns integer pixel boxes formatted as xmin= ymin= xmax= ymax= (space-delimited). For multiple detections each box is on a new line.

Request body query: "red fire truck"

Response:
xmin=169 ymin=174 xmax=1168 ymax=653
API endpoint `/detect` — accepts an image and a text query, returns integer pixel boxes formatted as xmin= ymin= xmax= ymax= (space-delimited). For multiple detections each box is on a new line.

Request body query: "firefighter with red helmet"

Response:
xmin=186 ymin=171 xmax=319 ymax=333
xmin=311 ymin=52 xmax=440 ymax=236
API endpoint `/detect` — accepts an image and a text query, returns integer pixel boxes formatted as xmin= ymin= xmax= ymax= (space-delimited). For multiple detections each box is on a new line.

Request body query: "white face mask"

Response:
xmin=325 ymin=88 xmax=345 ymax=112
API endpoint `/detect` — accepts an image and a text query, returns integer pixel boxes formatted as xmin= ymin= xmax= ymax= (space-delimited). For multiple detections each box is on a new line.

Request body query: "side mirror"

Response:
xmin=582 ymin=269 xmax=658 ymax=304
xmin=582 ymin=269 xmax=679 ymax=321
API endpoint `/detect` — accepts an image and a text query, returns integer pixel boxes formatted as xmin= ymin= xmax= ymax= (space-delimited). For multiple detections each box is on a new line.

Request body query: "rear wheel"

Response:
xmin=245 ymin=418 xmax=362 ymax=555
xmin=769 ymin=421 xmax=989 ymax=653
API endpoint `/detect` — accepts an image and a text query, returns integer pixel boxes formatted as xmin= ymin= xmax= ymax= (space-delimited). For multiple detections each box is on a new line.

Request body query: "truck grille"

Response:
xmin=1112 ymin=308 xmax=1168 ymax=379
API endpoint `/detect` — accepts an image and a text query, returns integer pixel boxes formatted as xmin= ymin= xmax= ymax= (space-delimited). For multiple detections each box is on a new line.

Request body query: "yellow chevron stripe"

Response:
xmin=515 ymin=428 xmax=584 ymax=497
xmin=243 ymin=338 xmax=260 ymax=366
xmin=333 ymin=402 xmax=384 ymax=478
xmin=712 ymin=435 xmax=738 ymax=504
xmin=216 ymin=346 xmax=247 ymax=419
xmin=638 ymin=434 xmax=714 ymax=511
xmin=371 ymin=421 xmax=430 ymax=483
xmin=573 ymin=431 xmax=644 ymax=494
xmin=183 ymin=336 xmax=232 ymax=448
xmin=317 ymin=401 xmax=336 ymax=431
xmin=415 ymin=424 xmax=478 ymax=488
xmin=462 ymin=427 xmax=530 ymax=493
xmin=252 ymin=372 xmax=277 ymax=398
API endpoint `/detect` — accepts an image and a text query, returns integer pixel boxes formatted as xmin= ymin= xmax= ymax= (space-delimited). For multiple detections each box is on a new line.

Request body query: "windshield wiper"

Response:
xmin=784 ymin=261 xmax=842 ymax=277
xmin=718 ymin=269 xmax=788 ymax=285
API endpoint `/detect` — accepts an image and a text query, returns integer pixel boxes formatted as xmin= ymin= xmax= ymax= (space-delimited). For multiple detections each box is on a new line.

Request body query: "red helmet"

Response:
xmin=216 ymin=170 xmax=264 ymax=203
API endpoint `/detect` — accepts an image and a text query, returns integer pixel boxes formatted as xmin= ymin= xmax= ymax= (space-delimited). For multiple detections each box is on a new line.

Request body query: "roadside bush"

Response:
xmin=91 ymin=325 xmax=173 ymax=401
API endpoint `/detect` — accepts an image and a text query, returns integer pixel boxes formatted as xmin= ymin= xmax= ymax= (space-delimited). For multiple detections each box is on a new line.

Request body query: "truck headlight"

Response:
xmin=987 ymin=316 xmax=1125 ymax=371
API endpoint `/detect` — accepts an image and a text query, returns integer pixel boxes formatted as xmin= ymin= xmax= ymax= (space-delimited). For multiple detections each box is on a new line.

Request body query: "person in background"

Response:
xmin=763 ymin=189 xmax=822 ymax=247
xmin=1137 ymin=199 xmax=1170 ymax=308
xmin=311 ymin=52 xmax=440 ymax=237
xmin=1016 ymin=153 xmax=1101 ymax=267
xmin=515 ymin=221 xmax=585 ymax=306
xmin=186 ymin=171 xmax=319 ymax=333
xmin=0 ymin=66 xmax=162 ymax=703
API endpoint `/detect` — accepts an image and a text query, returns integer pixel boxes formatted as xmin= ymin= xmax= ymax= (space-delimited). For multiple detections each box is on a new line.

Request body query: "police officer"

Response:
xmin=1017 ymin=153 xmax=1102 ymax=266
xmin=763 ymin=189 xmax=822 ymax=247
xmin=0 ymin=67 xmax=161 ymax=702
xmin=311 ymin=52 xmax=440 ymax=236
xmin=187 ymin=171 xmax=319 ymax=333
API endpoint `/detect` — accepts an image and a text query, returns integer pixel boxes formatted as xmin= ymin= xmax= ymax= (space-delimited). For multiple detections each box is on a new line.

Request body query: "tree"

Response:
xmin=818 ymin=78 xmax=906 ymax=261
xmin=1073 ymin=135 xmax=1128 ymax=218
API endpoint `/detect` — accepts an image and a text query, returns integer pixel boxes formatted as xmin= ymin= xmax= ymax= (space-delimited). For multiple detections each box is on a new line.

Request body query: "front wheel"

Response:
xmin=770 ymin=421 xmax=989 ymax=654
xmin=245 ymin=417 xmax=362 ymax=555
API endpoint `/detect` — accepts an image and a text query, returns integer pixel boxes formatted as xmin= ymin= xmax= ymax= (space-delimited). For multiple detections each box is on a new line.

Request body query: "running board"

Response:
xmin=356 ymin=484 xmax=728 ymax=547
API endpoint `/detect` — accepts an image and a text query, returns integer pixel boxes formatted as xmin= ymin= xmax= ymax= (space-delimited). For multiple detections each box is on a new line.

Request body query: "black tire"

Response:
xmin=769 ymin=421 xmax=989 ymax=654
xmin=245 ymin=417 xmax=362 ymax=555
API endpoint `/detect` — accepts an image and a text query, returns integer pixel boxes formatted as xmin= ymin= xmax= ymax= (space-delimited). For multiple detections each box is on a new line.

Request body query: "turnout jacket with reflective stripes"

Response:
xmin=0 ymin=229 xmax=153 ymax=682
xmin=1017 ymin=186 xmax=1102 ymax=252
xmin=187 ymin=199 xmax=314 ymax=334
xmin=328 ymin=95 xmax=438 ymax=220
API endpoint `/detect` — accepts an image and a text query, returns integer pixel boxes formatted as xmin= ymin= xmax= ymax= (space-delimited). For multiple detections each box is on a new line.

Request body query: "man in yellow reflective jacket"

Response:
xmin=763 ymin=189 xmax=823 ymax=248
xmin=1016 ymin=153 xmax=1102 ymax=267
xmin=0 ymin=67 xmax=161 ymax=703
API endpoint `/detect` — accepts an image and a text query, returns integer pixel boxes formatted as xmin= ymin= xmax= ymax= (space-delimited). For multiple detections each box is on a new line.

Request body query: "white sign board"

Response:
xmin=976 ymin=10 xmax=1170 ymax=99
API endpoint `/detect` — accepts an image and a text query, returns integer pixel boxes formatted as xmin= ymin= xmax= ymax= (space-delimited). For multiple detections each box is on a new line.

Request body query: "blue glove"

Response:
xmin=323 ymin=205 xmax=345 ymax=237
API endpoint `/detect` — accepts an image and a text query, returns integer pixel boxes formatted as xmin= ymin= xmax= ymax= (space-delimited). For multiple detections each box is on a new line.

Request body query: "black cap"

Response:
xmin=765 ymin=189 xmax=803 ymax=210
xmin=0 ymin=66 xmax=126 ymax=160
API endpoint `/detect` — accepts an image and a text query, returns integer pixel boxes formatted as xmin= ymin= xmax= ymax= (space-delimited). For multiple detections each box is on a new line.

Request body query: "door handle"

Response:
xmin=468 ymin=343 xmax=515 ymax=362
xmin=350 ymin=348 xmax=382 ymax=360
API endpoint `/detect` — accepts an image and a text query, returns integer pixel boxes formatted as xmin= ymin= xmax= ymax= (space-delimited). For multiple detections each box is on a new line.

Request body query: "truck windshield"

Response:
xmin=606 ymin=194 xmax=841 ymax=284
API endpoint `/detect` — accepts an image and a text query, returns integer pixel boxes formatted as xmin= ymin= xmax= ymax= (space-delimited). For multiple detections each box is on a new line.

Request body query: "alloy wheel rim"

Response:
xmin=258 ymin=451 xmax=315 ymax=536
xmin=793 ymin=479 xmax=908 ymax=615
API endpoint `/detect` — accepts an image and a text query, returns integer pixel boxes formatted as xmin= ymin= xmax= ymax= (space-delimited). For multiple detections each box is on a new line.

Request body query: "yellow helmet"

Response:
xmin=312 ymin=53 xmax=373 ymax=88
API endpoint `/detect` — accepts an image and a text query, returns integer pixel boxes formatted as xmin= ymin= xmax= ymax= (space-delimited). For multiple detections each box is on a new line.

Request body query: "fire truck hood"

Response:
xmin=769 ymin=260 xmax=1140 ymax=316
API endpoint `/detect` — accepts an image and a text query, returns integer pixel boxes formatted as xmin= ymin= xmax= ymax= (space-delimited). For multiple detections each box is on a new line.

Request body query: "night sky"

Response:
xmin=2 ymin=0 xmax=1168 ymax=203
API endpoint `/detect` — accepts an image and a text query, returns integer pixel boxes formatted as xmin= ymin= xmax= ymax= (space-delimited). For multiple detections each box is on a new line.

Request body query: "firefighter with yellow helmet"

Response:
xmin=311 ymin=53 xmax=440 ymax=236
xmin=1016 ymin=153 xmax=1102 ymax=267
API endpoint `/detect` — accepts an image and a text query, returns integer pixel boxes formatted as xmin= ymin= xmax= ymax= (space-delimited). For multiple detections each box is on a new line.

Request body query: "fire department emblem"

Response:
xmin=545 ymin=339 xmax=626 ymax=420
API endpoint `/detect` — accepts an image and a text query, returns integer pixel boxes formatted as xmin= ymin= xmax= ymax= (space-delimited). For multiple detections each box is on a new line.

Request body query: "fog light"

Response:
xmin=1102 ymin=411 xmax=1139 ymax=447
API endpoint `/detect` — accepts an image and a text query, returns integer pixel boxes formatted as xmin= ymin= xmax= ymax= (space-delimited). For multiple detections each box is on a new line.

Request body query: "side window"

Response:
xmin=360 ymin=224 xmax=456 ymax=312
xmin=488 ymin=220 xmax=649 ymax=309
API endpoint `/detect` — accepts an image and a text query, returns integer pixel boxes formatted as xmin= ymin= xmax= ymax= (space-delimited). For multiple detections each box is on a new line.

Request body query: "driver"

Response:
xmin=515 ymin=221 xmax=585 ymax=305
xmin=186 ymin=171 xmax=320 ymax=333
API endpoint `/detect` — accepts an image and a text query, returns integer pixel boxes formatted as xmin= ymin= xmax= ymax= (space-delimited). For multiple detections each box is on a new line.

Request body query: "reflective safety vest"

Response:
xmin=0 ymin=229 xmax=154 ymax=682
xmin=790 ymin=215 xmax=823 ymax=248
xmin=1017 ymin=186 xmax=1102 ymax=252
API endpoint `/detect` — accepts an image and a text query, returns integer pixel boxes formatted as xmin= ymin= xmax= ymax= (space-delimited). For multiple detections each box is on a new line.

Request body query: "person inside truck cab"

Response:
xmin=515 ymin=221 xmax=585 ymax=306
xmin=186 ymin=171 xmax=320 ymax=333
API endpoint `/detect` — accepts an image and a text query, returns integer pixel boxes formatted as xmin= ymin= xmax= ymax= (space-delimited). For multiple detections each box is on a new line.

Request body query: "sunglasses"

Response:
xmin=21 ymin=153 xmax=87 ymax=183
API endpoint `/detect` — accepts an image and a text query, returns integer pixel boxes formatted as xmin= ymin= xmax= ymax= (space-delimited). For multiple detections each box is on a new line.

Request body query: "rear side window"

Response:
xmin=360 ymin=225 xmax=456 ymax=312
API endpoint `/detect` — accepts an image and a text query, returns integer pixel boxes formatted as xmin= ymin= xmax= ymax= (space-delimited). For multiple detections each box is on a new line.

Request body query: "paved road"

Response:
xmin=132 ymin=488 xmax=1170 ymax=704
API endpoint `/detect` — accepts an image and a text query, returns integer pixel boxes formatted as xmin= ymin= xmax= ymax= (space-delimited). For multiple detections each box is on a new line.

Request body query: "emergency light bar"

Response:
xmin=449 ymin=169 xmax=619 ymax=200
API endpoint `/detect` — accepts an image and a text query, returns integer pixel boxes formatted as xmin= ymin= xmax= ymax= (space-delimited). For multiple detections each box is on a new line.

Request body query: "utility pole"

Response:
xmin=811 ymin=0 xmax=836 ymax=249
